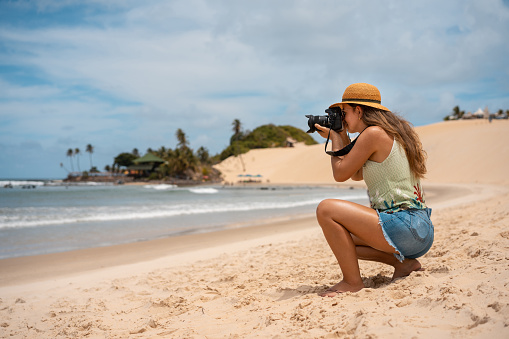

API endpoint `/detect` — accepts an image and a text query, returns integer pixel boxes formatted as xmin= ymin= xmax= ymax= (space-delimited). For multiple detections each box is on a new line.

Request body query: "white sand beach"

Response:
xmin=1 ymin=120 xmax=508 ymax=338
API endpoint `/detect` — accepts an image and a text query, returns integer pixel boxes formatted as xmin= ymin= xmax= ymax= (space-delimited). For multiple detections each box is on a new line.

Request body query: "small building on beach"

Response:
xmin=127 ymin=153 xmax=165 ymax=178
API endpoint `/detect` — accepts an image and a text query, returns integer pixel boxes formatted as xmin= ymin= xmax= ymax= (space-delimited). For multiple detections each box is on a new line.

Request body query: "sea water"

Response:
xmin=0 ymin=181 xmax=369 ymax=259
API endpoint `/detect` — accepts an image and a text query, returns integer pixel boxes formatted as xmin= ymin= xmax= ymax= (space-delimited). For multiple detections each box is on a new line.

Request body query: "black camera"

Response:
xmin=305 ymin=107 xmax=344 ymax=133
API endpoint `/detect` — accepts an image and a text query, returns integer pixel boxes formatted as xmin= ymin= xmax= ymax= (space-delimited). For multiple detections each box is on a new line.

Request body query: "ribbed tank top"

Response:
xmin=363 ymin=139 xmax=426 ymax=212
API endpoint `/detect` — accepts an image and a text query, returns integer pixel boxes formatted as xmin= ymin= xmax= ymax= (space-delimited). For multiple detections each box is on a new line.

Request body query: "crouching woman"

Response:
xmin=314 ymin=83 xmax=434 ymax=297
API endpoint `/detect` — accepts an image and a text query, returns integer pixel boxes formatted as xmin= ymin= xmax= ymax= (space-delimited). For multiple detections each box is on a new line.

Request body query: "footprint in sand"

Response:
xmin=266 ymin=288 xmax=301 ymax=301
xmin=429 ymin=265 xmax=450 ymax=278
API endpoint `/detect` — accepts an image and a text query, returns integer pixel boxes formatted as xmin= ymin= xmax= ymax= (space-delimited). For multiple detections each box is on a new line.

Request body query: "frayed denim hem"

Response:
xmin=376 ymin=209 xmax=405 ymax=263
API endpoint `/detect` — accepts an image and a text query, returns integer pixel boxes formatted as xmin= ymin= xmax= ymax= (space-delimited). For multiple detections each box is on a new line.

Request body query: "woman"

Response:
xmin=314 ymin=83 xmax=433 ymax=297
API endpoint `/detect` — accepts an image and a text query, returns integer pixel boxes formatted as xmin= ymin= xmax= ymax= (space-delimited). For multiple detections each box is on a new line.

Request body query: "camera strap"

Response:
xmin=325 ymin=127 xmax=366 ymax=157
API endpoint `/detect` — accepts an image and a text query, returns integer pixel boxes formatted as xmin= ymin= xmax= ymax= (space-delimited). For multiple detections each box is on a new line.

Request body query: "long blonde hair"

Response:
xmin=353 ymin=104 xmax=427 ymax=179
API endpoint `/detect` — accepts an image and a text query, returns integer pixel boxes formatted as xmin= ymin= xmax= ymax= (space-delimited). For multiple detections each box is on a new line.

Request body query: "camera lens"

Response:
xmin=305 ymin=115 xmax=329 ymax=133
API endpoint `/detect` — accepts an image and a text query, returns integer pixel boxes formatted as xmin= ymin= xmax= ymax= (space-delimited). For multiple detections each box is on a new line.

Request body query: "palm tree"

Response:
xmin=66 ymin=148 xmax=74 ymax=172
xmin=197 ymin=146 xmax=210 ymax=164
xmin=232 ymin=119 xmax=242 ymax=138
xmin=172 ymin=129 xmax=198 ymax=178
xmin=452 ymin=105 xmax=465 ymax=119
xmin=231 ymin=119 xmax=245 ymax=172
xmin=169 ymin=147 xmax=197 ymax=177
xmin=156 ymin=146 xmax=167 ymax=159
xmin=86 ymin=144 xmax=94 ymax=170
xmin=176 ymin=128 xmax=189 ymax=149
xmin=74 ymin=148 xmax=81 ymax=173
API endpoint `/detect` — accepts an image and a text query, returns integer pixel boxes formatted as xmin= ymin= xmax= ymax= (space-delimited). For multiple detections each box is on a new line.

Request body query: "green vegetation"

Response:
xmin=101 ymin=121 xmax=315 ymax=182
xmin=86 ymin=144 xmax=94 ymax=170
xmin=113 ymin=153 xmax=138 ymax=168
xmin=65 ymin=146 xmax=95 ymax=173
xmin=219 ymin=123 xmax=317 ymax=161
xmin=107 ymin=128 xmax=219 ymax=182
xmin=444 ymin=105 xmax=465 ymax=120
xmin=444 ymin=105 xmax=509 ymax=121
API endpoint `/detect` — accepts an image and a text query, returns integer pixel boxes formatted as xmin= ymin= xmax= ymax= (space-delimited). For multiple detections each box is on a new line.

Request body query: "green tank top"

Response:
xmin=363 ymin=139 xmax=426 ymax=212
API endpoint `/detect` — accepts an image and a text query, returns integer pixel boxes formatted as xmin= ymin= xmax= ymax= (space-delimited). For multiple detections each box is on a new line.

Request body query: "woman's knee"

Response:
xmin=316 ymin=199 xmax=332 ymax=219
xmin=316 ymin=199 xmax=345 ymax=223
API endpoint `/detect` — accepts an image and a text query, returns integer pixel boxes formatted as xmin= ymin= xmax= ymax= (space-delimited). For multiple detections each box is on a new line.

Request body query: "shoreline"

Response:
xmin=0 ymin=184 xmax=368 ymax=262
xmin=0 ymin=182 xmax=503 ymax=289
xmin=0 ymin=214 xmax=317 ymax=288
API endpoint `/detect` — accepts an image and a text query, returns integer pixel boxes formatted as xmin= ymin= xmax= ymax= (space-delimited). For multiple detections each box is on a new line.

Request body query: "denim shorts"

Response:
xmin=377 ymin=208 xmax=434 ymax=262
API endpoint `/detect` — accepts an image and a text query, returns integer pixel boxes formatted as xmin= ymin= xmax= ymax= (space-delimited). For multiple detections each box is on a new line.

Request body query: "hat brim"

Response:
xmin=330 ymin=101 xmax=389 ymax=112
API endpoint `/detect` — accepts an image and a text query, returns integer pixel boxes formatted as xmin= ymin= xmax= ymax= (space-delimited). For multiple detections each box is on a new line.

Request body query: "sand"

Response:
xmin=214 ymin=119 xmax=509 ymax=186
xmin=1 ymin=119 xmax=508 ymax=338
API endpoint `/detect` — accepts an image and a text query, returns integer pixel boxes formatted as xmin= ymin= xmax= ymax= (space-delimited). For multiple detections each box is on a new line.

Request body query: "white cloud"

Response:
xmin=0 ymin=0 xmax=508 ymax=178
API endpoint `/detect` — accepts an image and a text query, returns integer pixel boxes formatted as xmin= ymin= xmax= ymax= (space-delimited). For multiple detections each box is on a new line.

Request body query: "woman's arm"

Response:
xmin=350 ymin=167 xmax=363 ymax=181
xmin=315 ymin=125 xmax=391 ymax=182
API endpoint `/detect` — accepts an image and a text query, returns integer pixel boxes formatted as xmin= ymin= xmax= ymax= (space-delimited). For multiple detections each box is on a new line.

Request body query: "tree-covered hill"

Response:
xmin=103 ymin=122 xmax=316 ymax=183
xmin=218 ymin=124 xmax=317 ymax=161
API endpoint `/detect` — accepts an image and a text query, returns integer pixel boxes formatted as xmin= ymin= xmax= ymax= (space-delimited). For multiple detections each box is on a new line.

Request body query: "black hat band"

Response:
xmin=342 ymin=98 xmax=381 ymax=104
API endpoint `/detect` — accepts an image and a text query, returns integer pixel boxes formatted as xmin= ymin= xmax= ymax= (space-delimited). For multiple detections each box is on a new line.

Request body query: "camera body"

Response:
xmin=305 ymin=107 xmax=343 ymax=133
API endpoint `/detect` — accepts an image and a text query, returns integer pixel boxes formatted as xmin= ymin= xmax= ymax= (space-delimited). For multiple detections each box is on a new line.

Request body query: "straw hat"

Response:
xmin=330 ymin=83 xmax=389 ymax=111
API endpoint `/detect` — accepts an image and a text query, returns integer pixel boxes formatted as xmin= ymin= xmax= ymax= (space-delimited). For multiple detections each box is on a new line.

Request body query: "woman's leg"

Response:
xmin=352 ymin=236 xmax=422 ymax=280
xmin=316 ymin=198 xmax=401 ymax=296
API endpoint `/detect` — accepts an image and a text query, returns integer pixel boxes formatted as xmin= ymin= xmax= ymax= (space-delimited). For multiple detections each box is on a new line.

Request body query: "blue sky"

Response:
xmin=1 ymin=0 xmax=508 ymax=179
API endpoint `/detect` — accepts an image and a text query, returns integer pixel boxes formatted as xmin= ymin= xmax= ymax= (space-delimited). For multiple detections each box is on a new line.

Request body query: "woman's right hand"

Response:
xmin=315 ymin=124 xmax=351 ymax=150
xmin=314 ymin=124 xmax=333 ymax=139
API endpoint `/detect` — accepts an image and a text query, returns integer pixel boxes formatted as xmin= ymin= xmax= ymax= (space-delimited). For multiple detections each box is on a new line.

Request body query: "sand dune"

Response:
xmin=418 ymin=120 xmax=509 ymax=185
xmin=214 ymin=119 xmax=509 ymax=186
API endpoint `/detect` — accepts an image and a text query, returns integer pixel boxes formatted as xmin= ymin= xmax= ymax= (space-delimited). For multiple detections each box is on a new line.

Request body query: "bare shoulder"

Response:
xmin=357 ymin=126 xmax=394 ymax=162
xmin=358 ymin=126 xmax=391 ymax=143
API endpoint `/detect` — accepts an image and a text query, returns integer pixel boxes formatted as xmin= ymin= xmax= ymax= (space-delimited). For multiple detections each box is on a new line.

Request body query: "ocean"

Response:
xmin=0 ymin=180 xmax=369 ymax=259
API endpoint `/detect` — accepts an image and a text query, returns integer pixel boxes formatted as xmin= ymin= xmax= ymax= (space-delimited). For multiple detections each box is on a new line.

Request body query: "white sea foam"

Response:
xmin=188 ymin=188 xmax=218 ymax=194
xmin=0 ymin=193 xmax=364 ymax=229
xmin=0 ymin=180 xmax=45 ymax=187
xmin=0 ymin=185 xmax=371 ymax=259
xmin=144 ymin=184 xmax=178 ymax=190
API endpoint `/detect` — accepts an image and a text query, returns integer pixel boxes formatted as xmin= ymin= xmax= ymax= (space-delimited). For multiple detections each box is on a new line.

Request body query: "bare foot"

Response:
xmin=392 ymin=258 xmax=422 ymax=280
xmin=319 ymin=280 xmax=365 ymax=297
